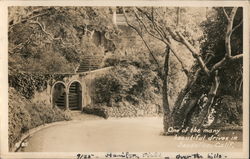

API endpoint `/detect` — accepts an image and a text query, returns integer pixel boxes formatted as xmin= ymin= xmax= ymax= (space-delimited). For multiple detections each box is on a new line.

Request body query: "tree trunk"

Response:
xmin=169 ymin=69 xmax=220 ymax=130
xmin=171 ymin=83 xmax=201 ymax=128
xmin=162 ymin=46 xmax=173 ymax=132
xmin=194 ymin=71 xmax=220 ymax=127
xmin=171 ymin=66 xmax=201 ymax=128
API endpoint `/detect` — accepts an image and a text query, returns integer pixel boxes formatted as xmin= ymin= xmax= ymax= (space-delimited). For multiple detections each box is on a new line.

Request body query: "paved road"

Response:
xmin=22 ymin=115 xmax=242 ymax=152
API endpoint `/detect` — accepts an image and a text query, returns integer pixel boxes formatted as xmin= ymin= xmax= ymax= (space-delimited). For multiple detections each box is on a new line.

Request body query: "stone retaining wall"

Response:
xmin=83 ymin=102 xmax=163 ymax=119
xmin=105 ymin=103 xmax=162 ymax=118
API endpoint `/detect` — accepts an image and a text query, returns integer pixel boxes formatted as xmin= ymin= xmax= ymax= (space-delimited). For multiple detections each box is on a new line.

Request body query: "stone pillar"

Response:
xmin=65 ymin=91 xmax=69 ymax=110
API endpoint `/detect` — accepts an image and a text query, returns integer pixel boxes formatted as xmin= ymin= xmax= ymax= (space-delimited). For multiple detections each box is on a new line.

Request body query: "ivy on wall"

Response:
xmin=9 ymin=73 xmax=66 ymax=99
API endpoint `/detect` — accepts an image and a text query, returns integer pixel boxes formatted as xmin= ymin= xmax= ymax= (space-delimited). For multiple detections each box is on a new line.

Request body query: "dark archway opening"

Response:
xmin=68 ymin=82 xmax=82 ymax=110
xmin=52 ymin=82 xmax=66 ymax=109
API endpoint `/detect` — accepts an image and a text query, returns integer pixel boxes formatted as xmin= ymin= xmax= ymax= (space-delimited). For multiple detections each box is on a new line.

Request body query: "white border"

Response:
xmin=0 ymin=1 xmax=249 ymax=159
xmin=0 ymin=0 xmax=249 ymax=7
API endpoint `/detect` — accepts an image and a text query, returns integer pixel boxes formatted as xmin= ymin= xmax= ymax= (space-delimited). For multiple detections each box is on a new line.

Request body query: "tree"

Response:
xmin=123 ymin=7 xmax=243 ymax=132
xmin=8 ymin=6 xmax=119 ymax=73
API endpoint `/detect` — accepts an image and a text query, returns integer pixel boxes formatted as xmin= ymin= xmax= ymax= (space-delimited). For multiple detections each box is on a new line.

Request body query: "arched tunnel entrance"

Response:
xmin=52 ymin=82 xmax=66 ymax=109
xmin=68 ymin=81 xmax=82 ymax=110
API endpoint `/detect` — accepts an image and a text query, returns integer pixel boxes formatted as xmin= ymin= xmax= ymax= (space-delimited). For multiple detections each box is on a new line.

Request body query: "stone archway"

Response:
xmin=52 ymin=81 xmax=67 ymax=109
xmin=67 ymin=81 xmax=82 ymax=110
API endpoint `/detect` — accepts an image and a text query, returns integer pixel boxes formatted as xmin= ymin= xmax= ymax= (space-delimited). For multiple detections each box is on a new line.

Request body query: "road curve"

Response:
xmin=22 ymin=117 xmax=242 ymax=152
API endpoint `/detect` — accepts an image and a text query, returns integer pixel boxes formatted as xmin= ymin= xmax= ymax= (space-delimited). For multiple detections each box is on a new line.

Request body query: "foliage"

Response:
xmin=180 ymin=8 xmax=243 ymax=128
xmin=8 ymin=6 xmax=118 ymax=73
xmin=103 ymin=41 xmax=188 ymax=107
xmin=9 ymin=73 xmax=66 ymax=99
xmin=9 ymin=50 xmax=75 ymax=73
xmin=8 ymin=87 xmax=71 ymax=149
xmin=188 ymin=95 xmax=242 ymax=127
xmin=123 ymin=6 xmax=243 ymax=130
xmin=82 ymin=106 xmax=109 ymax=119
xmin=103 ymin=53 xmax=152 ymax=69
xmin=8 ymin=88 xmax=31 ymax=149
xmin=212 ymin=95 xmax=242 ymax=126
xmin=79 ymin=36 xmax=105 ymax=56
xmin=124 ymin=7 xmax=205 ymax=47
xmin=8 ymin=6 xmax=243 ymax=131
xmin=200 ymin=7 xmax=243 ymax=97
xmin=122 ymin=7 xmax=205 ymax=102
xmin=24 ymin=101 xmax=71 ymax=129
xmin=93 ymin=65 xmax=161 ymax=107
xmin=201 ymin=8 xmax=243 ymax=63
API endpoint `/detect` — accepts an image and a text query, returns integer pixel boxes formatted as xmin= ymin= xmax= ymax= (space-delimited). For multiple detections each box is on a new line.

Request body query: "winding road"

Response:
xmin=21 ymin=113 xmax=242 ymax=152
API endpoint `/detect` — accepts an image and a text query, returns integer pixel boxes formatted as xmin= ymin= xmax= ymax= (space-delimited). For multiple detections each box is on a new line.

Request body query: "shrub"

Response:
xmin=9 ymin=48 xmax=75 ymax=73
xmin=93 ymin=65 xmax=161 ymax=108
xmin=24 ymin=101 xmax=71 ymax=129
xmin=54 ymin=108 xmax=72 ymax=121
xmin=8 ymin=87 xmax=71 ymax=150
xmin=25 ymin=102 xmax=52 ymax=128
xmin=8 ymin=88 xmax=31 ymax=149
xmin=103 ymin=54 xmax=153 ymax=70
xmin=82 ymin=106 xmax=109 ymax=119
xmin=94 ymin=72 xmax=122 ymax=106
xmin=212 ymin=95 xmax=242 ymax=126
xmin=79 ymin=36 xmax=105 ymax=57
xmin=188 ymin=95 xmax=243 ymax=128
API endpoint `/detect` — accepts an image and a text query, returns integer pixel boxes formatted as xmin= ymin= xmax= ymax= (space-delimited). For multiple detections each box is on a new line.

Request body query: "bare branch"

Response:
xmin=225 ymin=7 xmax=238 ymax=58
xmin=136 ymin=7 xmax=167 ymax=43
xmin=170 ymin=48 xmax=189 ymax=76
xmin=223 ymin=7 xmax=230 ymax=21
xmin=9 ymin=35 xmax=33 ymax=55
xmin=9 ymin=9 xmax=51 ymax=30
xmin=230 ymin=53 xmax=243 ymax=60
xmin=162 ymin=40 xmax=189 ymax=76
xmin=210 ymin=57 xmax=226 ymax=73
xmin=204 ymin=53 xmax=214 ymax=64
xmin=210 ymin=7 xmax=241 ymax=73
xmin=232 ymin=19 xmax=243 ymax=33
xmin=29 ymin=20 xmax=71 ymax=46
xmin=132 ymin=8 xmax=162 ymax=41
xmin=210 ymin=53 xmax=243 ymax=73
xmin=211 ymin=70 xmax=220 ymax=96
xmin=11 ymin=40 xmax=27 ymax=51
xmin=137 ymin=8 xmax=189 ymax=75
xmin=136 ymin=7 xmax=151 ymax=20
xmin=167 ymin=7 xmax=182 ymax=42
xmin=166 ymin=27 xmax=182 ymax=42
xmin=238 ymin=77 xmax=243 ymax=92
xmin=176 ymin=31 xmax=210 ymax=76
xmin=125 ymin=7 xmax=189 ymax=76
xmin=123 ymin=7 xmax=160 ymax=68
xmin=29 ymin=20 xmax=54 ymax=39
xmin=150 ymin=7 xmax=168 ymax=42
xmin=229 ymin=7 xmax=238 ymax=21
xmin=234 ymin=75 xmax=242 ymax=92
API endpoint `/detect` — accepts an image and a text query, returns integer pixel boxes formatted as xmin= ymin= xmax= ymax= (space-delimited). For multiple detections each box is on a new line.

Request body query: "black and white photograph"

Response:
xmin=0 ymin=1 xmax=249 ymax=159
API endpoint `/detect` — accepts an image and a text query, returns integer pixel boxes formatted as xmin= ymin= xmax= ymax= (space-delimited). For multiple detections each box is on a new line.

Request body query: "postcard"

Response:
xmin=0 ymin=0 xmax=249 ymax=159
